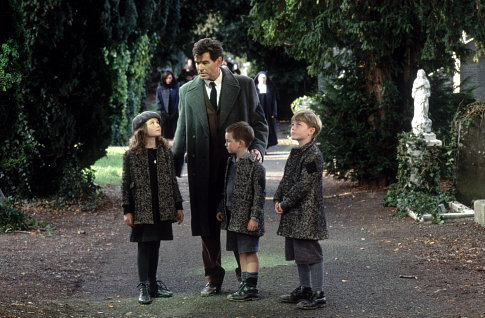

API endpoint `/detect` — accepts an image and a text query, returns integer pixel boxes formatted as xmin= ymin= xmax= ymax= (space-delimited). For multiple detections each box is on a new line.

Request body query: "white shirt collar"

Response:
xmin=204 ymin=68 xmax=223 ymax=87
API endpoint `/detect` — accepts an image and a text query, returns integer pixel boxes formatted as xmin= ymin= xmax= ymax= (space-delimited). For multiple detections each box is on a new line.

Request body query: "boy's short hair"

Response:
xmin=193 ymin=38 xmax=223 ymax=62
xmin=292 ymin=109 xmax=322 ymax=137
xmin=226 ymin=121 xmax=254 ymax=147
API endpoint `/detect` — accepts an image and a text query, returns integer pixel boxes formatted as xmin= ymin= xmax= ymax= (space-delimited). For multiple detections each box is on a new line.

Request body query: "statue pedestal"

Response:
xmin=422 ymin=132 xmax=442 ymax=147
xmin=407 ymin=133 xmax=442 ymax=186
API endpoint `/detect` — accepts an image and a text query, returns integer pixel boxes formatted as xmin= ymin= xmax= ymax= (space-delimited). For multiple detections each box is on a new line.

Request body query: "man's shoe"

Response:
xmin=227 ymin=283 xmax=259 ymax=301
xmin=297 ymin=290 xmax=327 ymax=310
xmin=149 ymin=280 xmax=173 ymax=298
xmin=137 ymin=282 xmax=152 ymax=304
xmin=200 ymin=283 xmax=221 ymax=296
xmin=279 ymin=286 xmax=312 ymax=303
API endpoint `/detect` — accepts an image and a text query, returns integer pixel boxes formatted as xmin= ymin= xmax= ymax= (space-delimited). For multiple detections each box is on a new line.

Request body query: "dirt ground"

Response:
xmin=0 ymin=136 xmax=484 ymax=317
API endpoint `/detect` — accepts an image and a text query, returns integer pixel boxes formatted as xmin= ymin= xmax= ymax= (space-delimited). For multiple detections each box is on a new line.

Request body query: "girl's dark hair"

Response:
xmin=192 ymin=38 xmax=223 ymax=62
xmin=161 ymin=70 xmax=175 ymax=87
xmin=128 ymin=123 xmax=167 ymax=154
xmin=226 ymin=121 xmax=254 ymax=147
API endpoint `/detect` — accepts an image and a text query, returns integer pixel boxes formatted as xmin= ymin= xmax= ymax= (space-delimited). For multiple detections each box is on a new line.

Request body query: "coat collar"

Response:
xmin=184 ymin=67 xmax=240 ymax=131
xmin=292 ymin=138 xmax=317 ymax=153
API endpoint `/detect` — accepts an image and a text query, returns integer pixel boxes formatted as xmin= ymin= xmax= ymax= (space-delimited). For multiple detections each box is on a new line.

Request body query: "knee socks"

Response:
xmin=297 ymin=264 xmax=311 ymax=288
xmin=297 ymin=262 xmax=325 ymax=291
xmin=246 ymin=272 xmax=258 ymax=287
xmin=309 ymin=262 xmax=324 ymax=292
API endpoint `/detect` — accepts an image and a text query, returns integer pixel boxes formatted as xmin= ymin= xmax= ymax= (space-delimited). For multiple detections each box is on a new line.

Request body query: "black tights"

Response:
xmin=137 ymin=241 xmax=160 ymax=283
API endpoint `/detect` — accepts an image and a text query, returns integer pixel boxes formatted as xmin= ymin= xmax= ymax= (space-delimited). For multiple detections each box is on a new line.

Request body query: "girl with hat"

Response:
xmin=122 ymin=111 xmax=184 ymax=304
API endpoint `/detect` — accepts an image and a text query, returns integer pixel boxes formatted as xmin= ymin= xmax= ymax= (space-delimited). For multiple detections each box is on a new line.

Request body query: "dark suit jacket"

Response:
xmin=172 ymin=67 xmax=268 ymax=236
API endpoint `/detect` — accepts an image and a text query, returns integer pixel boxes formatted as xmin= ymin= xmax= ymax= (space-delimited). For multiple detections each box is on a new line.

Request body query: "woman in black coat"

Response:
xmin=254 ymin=71 xmax=279 ymax=148
xmin=156 ymin=70 xmax=179 ymax=139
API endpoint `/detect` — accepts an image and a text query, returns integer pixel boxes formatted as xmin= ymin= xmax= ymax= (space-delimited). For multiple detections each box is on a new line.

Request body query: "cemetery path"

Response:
xmin=1 ymin=137 xmax=484 ymax=317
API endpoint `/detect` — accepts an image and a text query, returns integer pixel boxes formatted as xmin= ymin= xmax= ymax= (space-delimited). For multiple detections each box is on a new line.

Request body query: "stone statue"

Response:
xmin=411 ymin=69 xmax=432 ymax=135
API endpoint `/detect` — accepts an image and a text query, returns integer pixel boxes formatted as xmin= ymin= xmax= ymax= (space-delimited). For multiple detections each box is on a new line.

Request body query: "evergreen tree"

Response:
xmin=250 ymin=0 xmax=485 ymax=184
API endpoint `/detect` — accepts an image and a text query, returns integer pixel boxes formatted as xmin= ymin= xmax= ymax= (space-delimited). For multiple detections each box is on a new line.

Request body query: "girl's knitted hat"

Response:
xmin=132 ymin=111 xmax=161 ymax=132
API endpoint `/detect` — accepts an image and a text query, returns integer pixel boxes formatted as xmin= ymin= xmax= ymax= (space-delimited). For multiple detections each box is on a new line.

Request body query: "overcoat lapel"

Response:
xmin=219 ymin=68 xmax=240 ymax=129
xmin=185 ymin=77 xmax=210 ymax=134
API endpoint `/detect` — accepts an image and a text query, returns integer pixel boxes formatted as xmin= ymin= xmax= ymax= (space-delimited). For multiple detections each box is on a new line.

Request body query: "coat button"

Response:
xmin=192 ymin=135 xmax=196 ymax=139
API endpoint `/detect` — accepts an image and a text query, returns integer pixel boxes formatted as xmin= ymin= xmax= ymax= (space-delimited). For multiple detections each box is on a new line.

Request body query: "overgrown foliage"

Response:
xmin=1 ymin=0 xmax=182 ymax=200
xmin=0 ymin=0 xmax=37 ymax=197
xmin=383 ymin=132 xmax=455 ymax=222
xmin=249 ymin=0 xmax=485 ymax=184
xmin=0 ymin=201 xmax=50 ymax=233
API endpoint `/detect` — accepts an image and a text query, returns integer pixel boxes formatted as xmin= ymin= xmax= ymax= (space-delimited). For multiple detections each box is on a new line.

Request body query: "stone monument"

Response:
xmin=411 ymin=70 xmax=441 ymax=147
xmin=408 ymin=70 xmax=442 ymax=186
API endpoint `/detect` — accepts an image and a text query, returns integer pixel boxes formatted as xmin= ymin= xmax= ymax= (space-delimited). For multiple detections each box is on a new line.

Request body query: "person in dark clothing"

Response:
xmin=122 ymin=111 xmax=184 ymax=304
xmin=254 ymin=71 xmax=279 ymax=149
xmin=156 ymin=71 xmax=179 ymax=139
xmin=172 ymin=38 xmax=268 ymax=297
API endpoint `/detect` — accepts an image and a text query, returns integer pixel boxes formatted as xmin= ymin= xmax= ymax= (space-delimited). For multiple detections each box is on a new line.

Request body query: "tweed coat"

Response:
xmin=274 ymin=139 xmax=328 ymax=240
xmin=121 ymin=144 xmax=182 ymax=224
xmin=172 ymin=67 xmax=268 ymax=237
xmin=218 ymin=155 xmax=266 ymax=237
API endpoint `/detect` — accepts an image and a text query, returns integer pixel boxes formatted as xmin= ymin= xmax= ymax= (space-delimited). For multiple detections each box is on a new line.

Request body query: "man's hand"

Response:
xmin=216 ymin=212 xmax=223 ymax=222
xmin=247 ymin=219 xmax=258 ymax=231
xmin=177 ymin=210 xmax=184 ymax=224
xmin=250 ymin=149 xmax=263 ymax=163
xmin=124 ymin=213 xmax=134 ymax=227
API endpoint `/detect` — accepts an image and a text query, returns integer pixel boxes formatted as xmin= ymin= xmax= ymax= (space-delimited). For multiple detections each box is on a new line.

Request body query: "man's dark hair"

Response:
xmin=193 ymin=38 xmax=223 ymax=62
xmin=226 ymin=121 xmax=254 ymax=147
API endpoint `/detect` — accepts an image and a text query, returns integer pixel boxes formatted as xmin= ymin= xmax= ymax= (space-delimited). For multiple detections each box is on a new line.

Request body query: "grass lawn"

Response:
xmin=91 ymin=146 xmax=127 ymax=187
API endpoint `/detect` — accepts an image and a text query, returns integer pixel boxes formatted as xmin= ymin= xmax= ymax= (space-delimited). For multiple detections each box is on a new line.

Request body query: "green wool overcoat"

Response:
xmin=172 ymin=67 xmax=268 ymax=237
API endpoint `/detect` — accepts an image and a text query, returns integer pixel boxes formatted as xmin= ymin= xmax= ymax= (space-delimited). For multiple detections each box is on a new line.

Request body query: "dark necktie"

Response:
xmin=209 ymin=81 xmax=217 ymax=110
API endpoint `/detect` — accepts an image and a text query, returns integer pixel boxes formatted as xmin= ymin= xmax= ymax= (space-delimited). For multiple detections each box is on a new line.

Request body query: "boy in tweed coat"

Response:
xmin=274 ymin=110 xmax=328 ymax=310
xmin=216 ymin=121 xmax=266 ymax=301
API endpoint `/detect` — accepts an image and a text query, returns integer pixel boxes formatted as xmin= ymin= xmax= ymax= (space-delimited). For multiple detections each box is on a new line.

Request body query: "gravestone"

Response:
xmin=456 ymin=115 xmax=485 ymax=205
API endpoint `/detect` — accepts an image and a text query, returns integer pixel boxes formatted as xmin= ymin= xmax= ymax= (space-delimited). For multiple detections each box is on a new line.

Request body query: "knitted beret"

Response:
xmin=132 ymin=111 xmax=161 ymax=132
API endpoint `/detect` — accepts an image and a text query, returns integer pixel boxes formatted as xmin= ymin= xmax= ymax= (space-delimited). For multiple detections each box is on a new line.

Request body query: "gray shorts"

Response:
xmin=285 ymin=237 xmax=323 ymax=264
xmin=226 ymin=231 xmax=259 ymax=254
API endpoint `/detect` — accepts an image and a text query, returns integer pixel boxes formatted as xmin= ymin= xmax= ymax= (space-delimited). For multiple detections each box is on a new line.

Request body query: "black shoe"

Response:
xmin=227 ymin=283 xmax=259 ymax=301
xmin=200 ymin=283 xmax=221 ymax=297
xmin=297 ymin=291 xmax=327 ymax=310
xmin=149 ymin=280 xmax=173 ymax=298
xmin=279 ymin=286 xmax=312 ymax=303
xmin=137 ymin=282 xmax=152 ymax=304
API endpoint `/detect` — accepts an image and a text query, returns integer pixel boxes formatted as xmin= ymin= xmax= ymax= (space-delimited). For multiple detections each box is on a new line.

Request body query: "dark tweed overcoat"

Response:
xmin=218 ymin=155 xmax=266 ymax=237
xmin=121 ymin=144 xmax=182 ymax=224
xmin=172 ymin=67 xmax=268 ymax=237
xmin=274 ymin=139 xmax=328 ymax=240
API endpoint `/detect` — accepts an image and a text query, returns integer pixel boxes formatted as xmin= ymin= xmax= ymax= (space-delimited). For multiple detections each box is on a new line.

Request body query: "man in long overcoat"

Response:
xmin=172 ymin=38 xmax=268 ymax=296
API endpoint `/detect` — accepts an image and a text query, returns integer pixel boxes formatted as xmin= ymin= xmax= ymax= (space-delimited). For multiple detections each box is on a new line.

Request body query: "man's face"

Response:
xmin=195 ymin=52 xmax=222 ymax=81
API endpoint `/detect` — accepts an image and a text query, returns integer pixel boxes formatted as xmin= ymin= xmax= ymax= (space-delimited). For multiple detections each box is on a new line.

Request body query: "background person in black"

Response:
xmin=156 ymin=70 xmax=179 ymax=140
xmin=254 ymin=71 xmax=279 ymax=149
